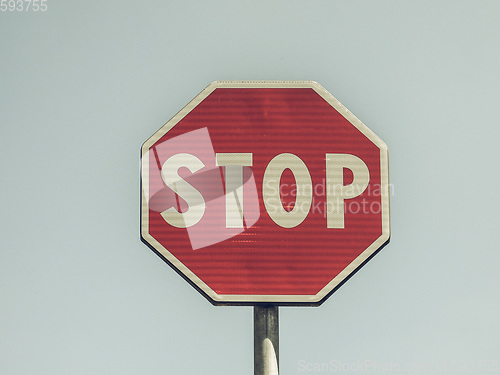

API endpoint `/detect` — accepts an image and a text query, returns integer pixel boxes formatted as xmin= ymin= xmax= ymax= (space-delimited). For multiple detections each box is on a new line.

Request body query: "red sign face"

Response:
xmin=141 ymin=81 xmax=390 ymax=305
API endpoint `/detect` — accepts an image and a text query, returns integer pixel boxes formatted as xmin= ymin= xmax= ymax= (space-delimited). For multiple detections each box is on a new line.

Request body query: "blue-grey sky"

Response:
xmin=1 ymin=1 xmax=499 ymax=374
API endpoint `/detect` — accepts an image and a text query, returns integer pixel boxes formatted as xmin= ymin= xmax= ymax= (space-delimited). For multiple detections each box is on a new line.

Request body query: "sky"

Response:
xmin=1 ymin=1 xmax=499 ymax=374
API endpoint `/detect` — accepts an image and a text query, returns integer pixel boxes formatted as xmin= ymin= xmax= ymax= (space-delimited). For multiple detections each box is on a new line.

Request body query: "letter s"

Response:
xmin=160 ymin=153 xmax=205 ymax=228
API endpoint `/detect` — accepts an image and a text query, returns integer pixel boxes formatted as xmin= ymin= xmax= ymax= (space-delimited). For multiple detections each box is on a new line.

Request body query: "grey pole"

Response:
xmin=254 ymin=305 xmax=279 ymax=375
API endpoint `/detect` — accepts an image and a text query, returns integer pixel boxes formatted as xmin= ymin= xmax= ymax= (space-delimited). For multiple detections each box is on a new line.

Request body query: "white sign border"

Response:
xmin=141 ymin=81 xmax=390 ymax=305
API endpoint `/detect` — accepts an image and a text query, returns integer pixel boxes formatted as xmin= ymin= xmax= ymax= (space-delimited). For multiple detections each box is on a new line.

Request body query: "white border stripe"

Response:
xmin=141 ymin=81 xmax=390 ymax=304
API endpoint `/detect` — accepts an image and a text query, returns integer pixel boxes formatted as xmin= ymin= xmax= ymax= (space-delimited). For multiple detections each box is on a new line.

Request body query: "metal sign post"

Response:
xmin=254 ymin=306 xmax=279 ymax=375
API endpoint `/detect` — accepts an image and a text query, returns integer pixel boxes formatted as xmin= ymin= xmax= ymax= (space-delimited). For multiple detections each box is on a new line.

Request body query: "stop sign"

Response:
xmin=141 ymin=81 xmax=390 ymax=305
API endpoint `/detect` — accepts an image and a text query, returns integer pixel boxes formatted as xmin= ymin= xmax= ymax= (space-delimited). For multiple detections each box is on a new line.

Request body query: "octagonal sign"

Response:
xmin=141 ymin=81 xmax=390 ymax=305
